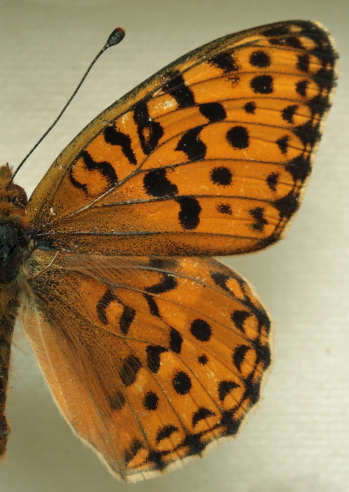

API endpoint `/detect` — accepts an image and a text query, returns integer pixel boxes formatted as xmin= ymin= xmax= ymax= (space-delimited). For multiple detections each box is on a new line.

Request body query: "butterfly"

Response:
xmin=0 ymin=20 xmax=337 ymax=482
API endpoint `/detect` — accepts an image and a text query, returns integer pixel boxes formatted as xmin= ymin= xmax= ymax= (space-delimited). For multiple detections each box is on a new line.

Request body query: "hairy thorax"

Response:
xmin=0 ymin=164 xmax=30 ymax=318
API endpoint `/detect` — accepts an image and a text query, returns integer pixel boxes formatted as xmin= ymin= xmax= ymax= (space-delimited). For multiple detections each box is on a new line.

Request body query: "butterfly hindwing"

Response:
xmin=21 ymin=252 xmax=271 ymax=481
xmin=28 ymin=20 xmax=337 ymax=256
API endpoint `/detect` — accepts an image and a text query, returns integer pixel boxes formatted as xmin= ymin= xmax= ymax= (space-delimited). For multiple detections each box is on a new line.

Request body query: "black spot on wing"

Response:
xmin=173 ymin=371 xmax=192 ymax=395
xmin=297 ymin=53 xmax=310 ymax=72
xmin=199 ymin=102 xmax=226 ymax=122
xmin=249 ymin=50 xmax=271 ymax=68
xmin=265 ymin=28 xmax=303 ymax=49
xmin=143 ymin=391 xmax=159 ymax=410
xmin=148 ymin=258 xmax=179 ymax=270
xmin=156 ymin=425 xmax=179 ymax=443
xmin=120 ymin=305 xmax=136 ymax=335
xmin=125 ymin=439 xmax=144 ymax=465
xmin=285 ymin=155 xmax=311 ymax=182
xmin=133 ymin=102 xmax=164 ymax=155
xmin=162 ymin=70 xmax=196 ymax=108
xmin=183 ymin=431 xmax=206 ymax=455
xmin=198 ymin=354 xmax=208 ymax=365
xmin=70 ymin=150 xmax=118 ymax=195
xmin=313 ymin=66 xmax=336 ymax=93
xmin=276 ymin=135 xmax=289 ymax=154
xmin=282 ymin=104 xmax=298 ymax=123
xmin=254 ymin=304 xmax=272 ymax=335
xmin=190 ymin=319 xmax=212 ymax=342
xmin=266 ymin=172 xmax=279 ymax=191
xmin=145 ymin=273 xmax=177 ymax=294
xmin=294 ymin=120 xmax=321 ymax=149
xmin=243 ymin=374 xmax=261 ymax=405
xmin=250 ymin=207 xmax=268 ymax=231
xmin=296 ymin=80 xmax=308 ymax=97
xmin=104 ymin=126 xmax=137 ymax=165
xmin=231 ymin=310 xmax=252 ymax=333
xmin=120 ymin=355 xmax=142 ymax=387
xmin=220 ymin=411 xmax=241 ymax=436
xmin=250 ymin=75 xmax=273 ymax=94
xmin=169 ymin=328 xmax=183 ymax=354
xmin=218 ymin=380 xmax=239 ymax=401
xmin=143 ymin=168 xmax=178 ymax=198
xmin=82 ymin=150 xmax=117 ymax=186
xmin=68 ymin=169 xmax=88 ymax=194
xmin=176 ymin=196 xmax=201 ymax=230
xmin=192 ymin=407 xmax=216 ymax=427
xmin=227 ymin=125 xmax=249 ymax=149
xmin=217 ymin=203 xmax=232 ymax=215
xmin=284 ymin=36 xmax=303 ymax=49
xmin=273 ymin=191 xmax=299 ymax=219
xmin=244 ymin=101 xmax=256 ymax=114
xmin=96 ymin=289 xmax=135 ymax=335
xmin=109 ymin=391 xmax=126 ymax=411
xmin=313 ymin=85 xmax=331 ymax=114
xmin=96 ymin=289 xmax=118 ymax=325
xmin=211 ymin=271 xmax=231 ymax=292
xmin=146 ymin=450 xmax=166 ymax=470
xmin=210 ymin=52 xmax=239 ymax=73
xmin=176 ymin=126 xmax=206 ymax=162
xmin=144 ymin=294 xmax=160 ymax=317
xmin=307 ymin=93 xmax=331 ymax=119
xmin=210 ymin=166 xmax=233 ymax=186
xmin=255 ymin=342 xmax=272 ymax=368
xmin=146 ymin=345 xmax=168 ymax=373
xmin=233 ymin=345 xmax=250 ymax=372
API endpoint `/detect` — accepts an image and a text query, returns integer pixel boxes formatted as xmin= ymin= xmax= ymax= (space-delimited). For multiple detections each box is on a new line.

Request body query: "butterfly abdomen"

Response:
xmin=0 ymin=299 xmax=19 ymax=460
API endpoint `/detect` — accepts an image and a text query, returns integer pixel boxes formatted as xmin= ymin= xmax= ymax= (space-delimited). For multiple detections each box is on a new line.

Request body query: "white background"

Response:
xmin=0 ymin=1 xmax=348 ymax=491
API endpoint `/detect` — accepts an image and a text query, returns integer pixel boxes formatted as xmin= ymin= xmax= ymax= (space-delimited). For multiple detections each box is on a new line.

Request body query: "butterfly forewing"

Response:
xmin=28 ymin=20 xmax=337 ymax=257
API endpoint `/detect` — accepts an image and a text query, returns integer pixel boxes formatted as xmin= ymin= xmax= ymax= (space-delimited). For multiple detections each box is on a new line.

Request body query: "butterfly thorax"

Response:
xmin=0 ymin=165 xmax=30 ymax=286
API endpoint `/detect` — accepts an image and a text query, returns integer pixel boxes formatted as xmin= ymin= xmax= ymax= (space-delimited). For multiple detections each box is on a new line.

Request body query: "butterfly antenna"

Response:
xmin=9 ymin=27 xmax=125 ymax=184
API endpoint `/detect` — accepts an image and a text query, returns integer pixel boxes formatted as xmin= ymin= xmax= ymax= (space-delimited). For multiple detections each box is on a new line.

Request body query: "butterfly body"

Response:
xmin=0 ymin=165 xmax=29 ymax=455
xmin=0 ymin=21 xmax=337 ymax=481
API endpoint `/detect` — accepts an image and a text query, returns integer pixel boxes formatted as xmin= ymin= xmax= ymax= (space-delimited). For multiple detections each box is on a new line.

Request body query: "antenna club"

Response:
xmin=106 ymin=28 xmax=125 ymax=48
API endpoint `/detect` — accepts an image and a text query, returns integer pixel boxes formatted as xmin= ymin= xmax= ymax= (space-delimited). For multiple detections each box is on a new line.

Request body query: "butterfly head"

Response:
xmin=0 ymin=164 xmax=28 ymax=223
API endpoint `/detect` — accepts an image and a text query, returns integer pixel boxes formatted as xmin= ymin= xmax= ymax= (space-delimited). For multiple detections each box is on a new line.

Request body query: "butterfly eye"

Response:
xmin=11 ymin=185 xmax=28 ymax=208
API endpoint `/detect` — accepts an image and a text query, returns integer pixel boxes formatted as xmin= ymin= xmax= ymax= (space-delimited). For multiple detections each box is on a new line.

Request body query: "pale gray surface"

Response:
xmin=0 ymin=1 xmax=348 ymax=491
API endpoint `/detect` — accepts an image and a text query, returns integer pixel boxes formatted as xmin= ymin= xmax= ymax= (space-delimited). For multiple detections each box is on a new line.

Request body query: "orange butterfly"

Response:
xmin=0 ymin=20 xmax=337 ymax=482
